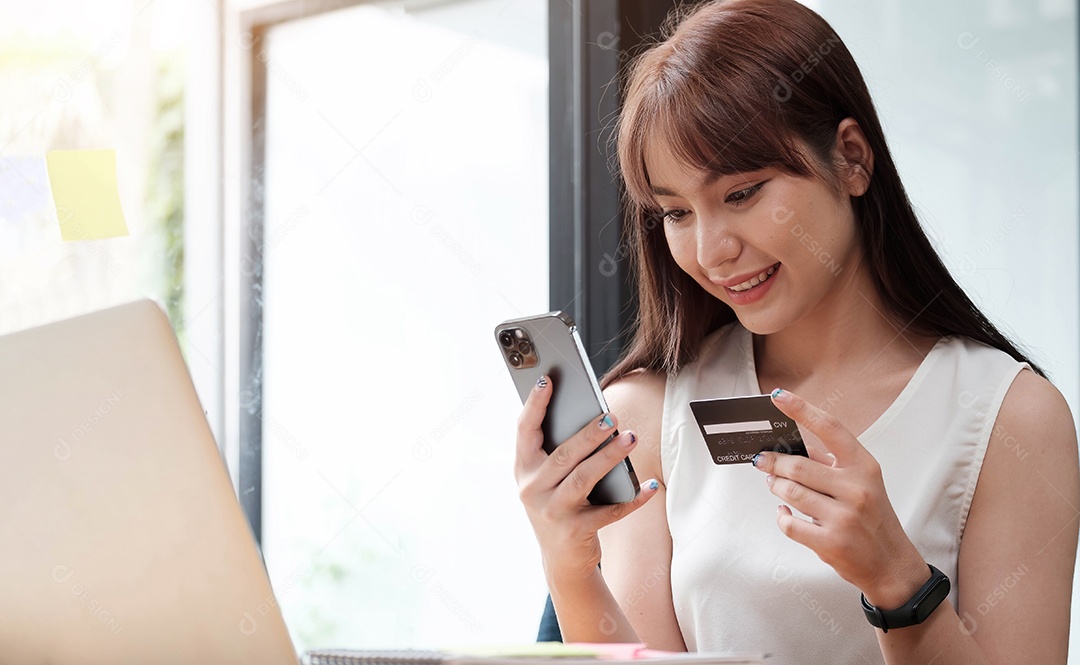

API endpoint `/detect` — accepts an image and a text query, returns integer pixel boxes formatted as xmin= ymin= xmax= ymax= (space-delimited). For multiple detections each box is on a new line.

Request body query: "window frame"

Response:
xmin=228 ymin=0 xmax=370 ymax=541
xmin=548 ymin=0 xmax=678 ymax=375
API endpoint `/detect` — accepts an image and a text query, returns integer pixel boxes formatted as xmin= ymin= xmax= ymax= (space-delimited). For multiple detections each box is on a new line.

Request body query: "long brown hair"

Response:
xmin=601 ymin=0 xmax=1046 ymax=388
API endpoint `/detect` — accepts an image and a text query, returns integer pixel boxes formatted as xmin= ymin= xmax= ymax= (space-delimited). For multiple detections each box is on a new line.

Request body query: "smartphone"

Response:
xmin=495 ymin=312 xmax=640 ymax=505
xmin=689 ymin=394 xmax=809 ymax=465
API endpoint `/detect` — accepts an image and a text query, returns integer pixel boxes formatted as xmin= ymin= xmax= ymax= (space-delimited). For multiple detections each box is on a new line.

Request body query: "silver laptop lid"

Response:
xmin=0 ymin=299 xmax=297 ymax=664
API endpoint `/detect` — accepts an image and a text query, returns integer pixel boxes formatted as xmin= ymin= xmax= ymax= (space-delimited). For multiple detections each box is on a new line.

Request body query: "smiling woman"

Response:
xmin=608 ymin=0 xmax=1042 ymax=383
xmin=512 ymin=1 xmax=1079 ymax=664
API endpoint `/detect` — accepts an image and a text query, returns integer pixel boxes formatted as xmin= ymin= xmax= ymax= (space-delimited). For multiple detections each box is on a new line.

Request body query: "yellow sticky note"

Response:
xmin=45 ymin=149 xmax=130 ymax=241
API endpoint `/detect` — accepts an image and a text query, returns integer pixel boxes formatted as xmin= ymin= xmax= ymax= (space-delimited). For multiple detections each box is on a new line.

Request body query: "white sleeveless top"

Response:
xmin=661 ymin=321 xmax=1030 ymax=664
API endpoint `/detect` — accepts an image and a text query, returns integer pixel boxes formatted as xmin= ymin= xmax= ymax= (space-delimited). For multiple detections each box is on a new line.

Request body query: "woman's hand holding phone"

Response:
xmin=514 ymin=375 xmax=660 ymax=579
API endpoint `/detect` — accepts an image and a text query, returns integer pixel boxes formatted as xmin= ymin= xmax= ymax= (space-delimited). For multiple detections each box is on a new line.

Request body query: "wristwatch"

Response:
xmin=861 ymin=564 xmax=951 ymax=633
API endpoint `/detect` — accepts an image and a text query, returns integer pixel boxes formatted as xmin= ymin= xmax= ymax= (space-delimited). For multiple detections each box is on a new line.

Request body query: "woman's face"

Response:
xmin=647 ymin=143 xmax=864 ymax=335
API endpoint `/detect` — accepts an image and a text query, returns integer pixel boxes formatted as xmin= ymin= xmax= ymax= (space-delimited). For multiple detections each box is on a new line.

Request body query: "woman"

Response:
xmin=514 ymin=1 xmax=1079 ymax=663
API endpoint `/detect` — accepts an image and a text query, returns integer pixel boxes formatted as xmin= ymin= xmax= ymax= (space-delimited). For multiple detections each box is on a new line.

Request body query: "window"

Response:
xmin=0 ymin=0 xmax=190 ymax=344
xmin=808 ymin=0 xmax=1078 ymax=414
xmin=250 ymin=0 xmax=550 ymax=650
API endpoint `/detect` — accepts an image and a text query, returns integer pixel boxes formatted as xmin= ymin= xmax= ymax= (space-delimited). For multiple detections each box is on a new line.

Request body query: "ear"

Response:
xmin=834 ymin=117 xmax=874 ymax=197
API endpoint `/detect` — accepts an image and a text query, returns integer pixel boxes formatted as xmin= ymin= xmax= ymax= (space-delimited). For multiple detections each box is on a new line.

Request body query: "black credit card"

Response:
xmin=689 ymin=394 xmax=808 ymax=465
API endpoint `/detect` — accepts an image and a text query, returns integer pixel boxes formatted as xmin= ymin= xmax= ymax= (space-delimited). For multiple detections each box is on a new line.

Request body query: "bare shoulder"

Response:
xmin=603 ymin=369 xmax=668 ymax=482
xmin=976 ymin=366 xmax=1079 ymax=525
xmin=994 ymin=367 xmax=1077 ymax=463
xmin=604 ymin=368 xmax=667 ymax=411
xmin=958 ymin=368 xmax=1078 ymax=661
xmin=977 ymin=367 xmax=1078 ymax=515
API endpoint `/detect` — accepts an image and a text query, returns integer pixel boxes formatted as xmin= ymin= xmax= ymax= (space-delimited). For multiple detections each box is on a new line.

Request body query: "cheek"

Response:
xmin=663 ymin=228 xmax=695 ymax=268
xmin=757 ymin=210 xmax=801 ymax=259
xmin=776 ymin=203 xmax=855 ymax=281
xmin=757 ymin=194 xmax=809 ymax=254
xmin=805 ymin=198 xmax=857 ymax=257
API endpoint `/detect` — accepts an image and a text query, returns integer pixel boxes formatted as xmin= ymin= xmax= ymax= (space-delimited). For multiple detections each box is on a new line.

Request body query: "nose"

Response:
xmin=695 ymin=215 xmax=740 ymax=271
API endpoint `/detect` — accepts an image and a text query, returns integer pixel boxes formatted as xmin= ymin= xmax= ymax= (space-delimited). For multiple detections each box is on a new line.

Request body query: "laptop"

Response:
xmin=0 ymin=299 xmax=298 ymax=663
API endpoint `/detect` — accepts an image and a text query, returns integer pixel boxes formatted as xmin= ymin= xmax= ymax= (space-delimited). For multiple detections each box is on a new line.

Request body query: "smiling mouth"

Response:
xmin=727 ymin=263 xmax=780 ymax=292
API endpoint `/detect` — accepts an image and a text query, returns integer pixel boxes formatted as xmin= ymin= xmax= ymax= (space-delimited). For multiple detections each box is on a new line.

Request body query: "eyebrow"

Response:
xmin=650 ymin=171 xmax=724 ymax=197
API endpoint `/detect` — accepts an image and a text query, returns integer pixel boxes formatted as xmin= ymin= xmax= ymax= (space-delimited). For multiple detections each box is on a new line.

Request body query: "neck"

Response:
xmin=752 ymin=253 xmax=935 ymax=386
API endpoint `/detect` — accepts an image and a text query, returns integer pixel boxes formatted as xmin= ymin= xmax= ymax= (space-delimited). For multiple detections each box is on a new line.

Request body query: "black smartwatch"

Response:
xmin=861 ymin=564 xmax=951 ymax=633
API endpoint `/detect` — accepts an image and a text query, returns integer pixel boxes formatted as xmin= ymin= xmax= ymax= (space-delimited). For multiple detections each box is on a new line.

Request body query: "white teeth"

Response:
xmin=729 ymin=264 xmax=778 ymax=292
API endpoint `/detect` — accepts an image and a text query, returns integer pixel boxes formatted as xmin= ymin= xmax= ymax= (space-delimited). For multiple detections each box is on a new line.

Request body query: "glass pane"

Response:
xmin=807 ymin=0 xmax=1078 ymax=415
xmin=259 ymin=0 xmax=549 ymax=652
xmin=0 ymin=0 xmax=188 ymax=335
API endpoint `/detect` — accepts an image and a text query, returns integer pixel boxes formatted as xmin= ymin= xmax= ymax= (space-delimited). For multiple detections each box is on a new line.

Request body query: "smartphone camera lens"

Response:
xmin=508 ymin=352 xmax=523 ymax=368
xmin=518 ymin=340 xmax=533 ymax=355
xmin=499 ymin=330 xmax=515 ymax=348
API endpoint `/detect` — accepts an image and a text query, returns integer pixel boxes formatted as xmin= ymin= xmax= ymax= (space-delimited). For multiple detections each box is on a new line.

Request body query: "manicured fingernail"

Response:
xmin=625 ymin=431 xmax=637 ymax=446
xmin=751 ymin=453 xmax=762 ymax=467
xmin=765 ymin=474 xmax=774 ymax=485
xmin=598 ymin=414 xmax=614 ymax=430
xmin=536 ymin=376 xmax=548 ymax=390
xmin=771 ymin=388 xmax=784 ymax=399
xmin=646 ymin=479 xmax=659 ymax=491
xmin=777 ymin=505 xmax=784 ymax=514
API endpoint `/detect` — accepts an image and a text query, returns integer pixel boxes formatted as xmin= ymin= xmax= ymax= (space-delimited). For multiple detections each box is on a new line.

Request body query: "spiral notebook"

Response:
xmin=302 ymin=643 xmax=767 ymax=665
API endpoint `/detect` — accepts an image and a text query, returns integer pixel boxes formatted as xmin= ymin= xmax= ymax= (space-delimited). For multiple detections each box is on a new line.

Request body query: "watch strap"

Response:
xmin=861 ymin=564 xmax=950 ymax=633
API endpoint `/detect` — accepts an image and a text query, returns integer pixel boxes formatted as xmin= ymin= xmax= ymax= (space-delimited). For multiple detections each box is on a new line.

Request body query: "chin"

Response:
xmin=732 ymin=313 xmax=790 ymax=337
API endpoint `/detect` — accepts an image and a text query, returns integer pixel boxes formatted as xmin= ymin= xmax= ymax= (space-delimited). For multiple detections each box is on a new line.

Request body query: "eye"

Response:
xmin=725 ymin=180 xmax=769 ymax=207
xmin=661 ymin=209 xmax=689 ymax=225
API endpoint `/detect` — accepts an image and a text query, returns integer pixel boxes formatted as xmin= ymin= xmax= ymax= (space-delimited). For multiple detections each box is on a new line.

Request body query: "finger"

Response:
xmin=550 ymin=428 xmax=636 ymax=505
xmin=753 ymin=451 xmax=836 ymax=497
xmin=584 ymin=477 xmax=662 ymax=531
xmin=769 ymin=388 xmax=862 ymax=466
xmin=775 ymin=504 xmax=822 ymax=550
xmin=516 ymin=375 xmax=554 ymax=469
xmin=766 ymin=474 xmax=833 ymax=521
xmin=538 ymin=410 xmax=622 ymax=483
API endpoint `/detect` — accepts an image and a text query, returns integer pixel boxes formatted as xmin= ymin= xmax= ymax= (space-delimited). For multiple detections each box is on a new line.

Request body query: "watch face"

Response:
xmin=913 ymin=576 xmax=951 ymax=622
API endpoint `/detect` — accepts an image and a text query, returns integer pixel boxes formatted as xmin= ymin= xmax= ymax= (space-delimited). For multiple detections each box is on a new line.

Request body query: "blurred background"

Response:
xmin=1 ymin=0 xmax=1077 ymax=657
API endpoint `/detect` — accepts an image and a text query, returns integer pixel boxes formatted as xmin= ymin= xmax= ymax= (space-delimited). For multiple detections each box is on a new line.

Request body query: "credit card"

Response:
xmin=689 ymin=394 xmax=808 ymax=465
